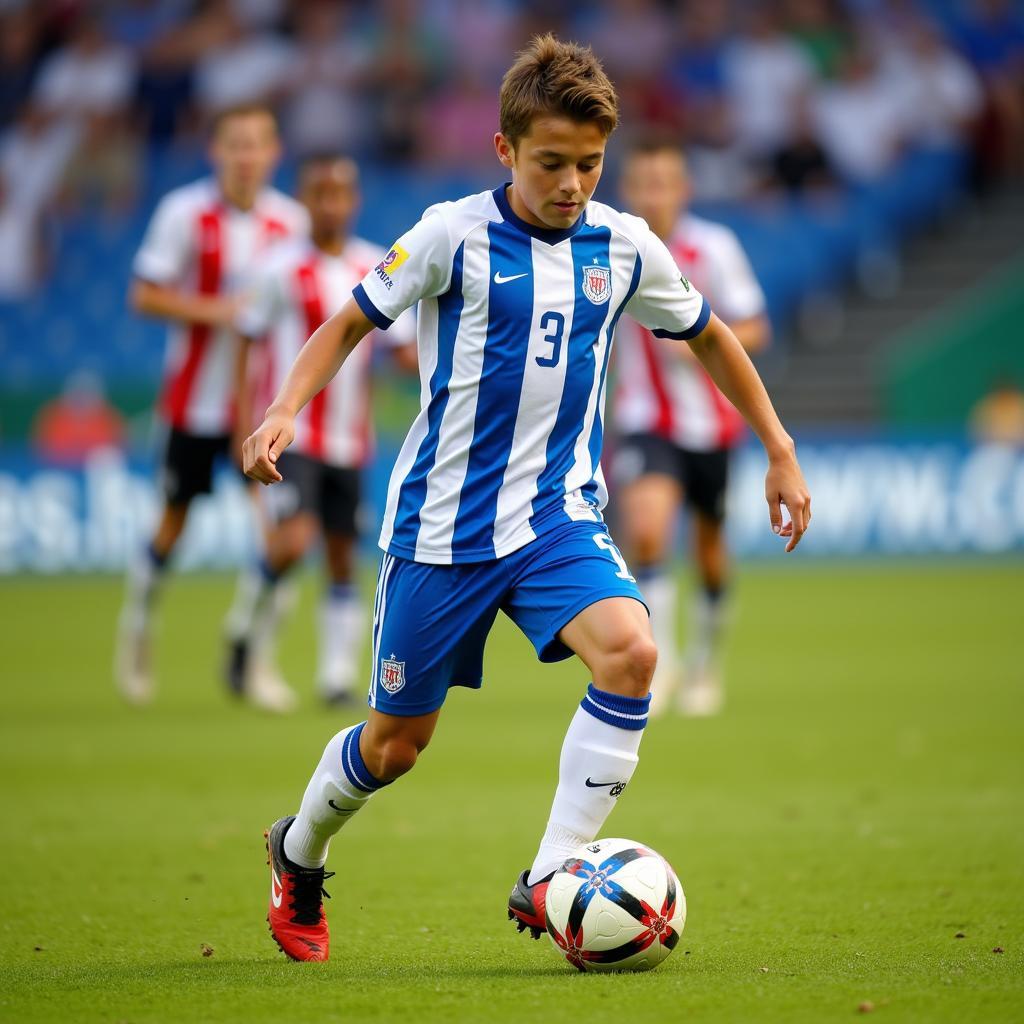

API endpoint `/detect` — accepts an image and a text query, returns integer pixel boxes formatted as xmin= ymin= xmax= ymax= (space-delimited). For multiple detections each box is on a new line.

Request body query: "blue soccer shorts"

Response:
xmin=366 ymin=518 xmax=647 ymax=716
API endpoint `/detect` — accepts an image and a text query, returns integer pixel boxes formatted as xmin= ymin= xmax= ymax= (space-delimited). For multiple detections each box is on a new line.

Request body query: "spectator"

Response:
xmin=360 ymin=0 xmax=448 ymax=161
xmin=32 ymin=12 xmax=139 ymax=212
xmin=578 ymin=0 xmax=674 ymax=81
xmin=668 ymin=0 xmax=730 ymax=108
xmin=0 ymin=7 xmax=42 ymax=132
xmin=953 ymin=0 xmax=1024 ymax=181
xmin=783 ymin=0 xmax=852 ymax=80
xmin=435 ymin=0 xmax=521 ymax=84
xmin=969 ymin=376 xmax=1024 ymax=446
xmin=416 ymin=66 xmax=499 ymax=173
xmin=883 ymin=18 xmax=983 ymax=149
xmin=722 ymin=3 xmax=817 ymax=161
xmin=812 ymin=42 xmax=905 ymax=182
xmin=32 ymin=370 xmax=126 ymax=465
xmin=33 ymin=14 xmax=136 ymax=129
xmin=768 ymin=97 xmax=837 ymax=195
xmin=279 ymin=0 xmax=370 ymax=158
xmin=192 ymin=2 xmax=291 ymax=117
xmin=0 ymin=107 xmax=78 ymax=299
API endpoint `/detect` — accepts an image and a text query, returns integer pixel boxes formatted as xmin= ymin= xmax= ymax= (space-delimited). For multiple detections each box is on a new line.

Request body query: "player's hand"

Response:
xmin=765 ymin=446 xmax=811 ymax=553
xmin=243 ymin=408 xmax=294 ymax=485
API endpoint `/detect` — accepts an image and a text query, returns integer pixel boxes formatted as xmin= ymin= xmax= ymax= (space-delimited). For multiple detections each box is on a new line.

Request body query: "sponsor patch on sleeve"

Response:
xmin=374 ymin=244 xmax=409 ymax=290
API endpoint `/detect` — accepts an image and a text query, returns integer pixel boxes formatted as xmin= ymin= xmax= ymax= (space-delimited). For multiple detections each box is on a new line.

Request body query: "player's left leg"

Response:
xmin=316 ymin=465 xmax=364 ymax=705
xmin=678 ymin=448 xmax=731 ymax=716
xmin=318 ymin=531 xmax=363 ymax=704
xmin=225 ymin=452 xmax=320 ymax=711
xmin=502 ymin=523 xmax=654 ymax=934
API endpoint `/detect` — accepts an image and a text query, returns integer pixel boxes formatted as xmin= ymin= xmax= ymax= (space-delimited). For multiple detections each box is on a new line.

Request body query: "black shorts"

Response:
xmin=614 ymin=432 xmax=730 ymax=523
xmin=263 ymin=451 xmax=361 ymax=536
xmin=160 ymin=427 xmax=230 ymax=505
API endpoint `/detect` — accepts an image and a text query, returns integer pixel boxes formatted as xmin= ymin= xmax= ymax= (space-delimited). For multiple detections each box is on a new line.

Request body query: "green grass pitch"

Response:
xmin=1 ymin=561 xmax=1021 ymax=1023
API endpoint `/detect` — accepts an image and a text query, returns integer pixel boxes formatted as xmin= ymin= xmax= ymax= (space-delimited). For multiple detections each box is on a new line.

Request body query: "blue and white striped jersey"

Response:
xmin=353 ymin=184 xmax=711 ymax=565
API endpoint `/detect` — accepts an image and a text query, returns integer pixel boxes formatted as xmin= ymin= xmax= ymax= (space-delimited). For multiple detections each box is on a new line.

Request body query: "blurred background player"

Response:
xmin=115 ymin=103 xmax=307 ymax=708
xmin=613 ymin=137 xmax=770 ymax=717
xmin=227 ymin=154 xmax=416 ymax=708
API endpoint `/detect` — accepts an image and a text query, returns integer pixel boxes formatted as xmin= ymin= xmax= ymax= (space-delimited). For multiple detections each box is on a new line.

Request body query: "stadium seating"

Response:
xmin=0 ymin=144 xmax=969 ymax=387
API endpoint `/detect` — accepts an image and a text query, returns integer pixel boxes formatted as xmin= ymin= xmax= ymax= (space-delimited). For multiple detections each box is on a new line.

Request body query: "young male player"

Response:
xmin=227 ymin=154 xmax=416 ymax=706
xmin=244 ymin=35 xmax=810 ymax=961
xmin=613 ymin=139 xmax=771 ymax=716
xmin=115 ymin=104 xmax=307 ymax=710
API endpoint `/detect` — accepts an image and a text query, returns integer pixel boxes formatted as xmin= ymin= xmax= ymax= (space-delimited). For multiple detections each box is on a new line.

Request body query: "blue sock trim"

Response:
xmin=341 ymin=722 xmax=388 ymax=793
xmin=147 ymin=542 xmax=169 ymax=569
xmin=580 ymin=683 xmax=650 ymax=731
xmin=328 ymin=580 xmax=357 ymax=601
xmin=259 ymin=558 xmax=283 ymax=584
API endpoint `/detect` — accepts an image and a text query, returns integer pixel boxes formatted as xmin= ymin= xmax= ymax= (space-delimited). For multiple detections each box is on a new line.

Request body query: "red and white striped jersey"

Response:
xmin=236 ymin=236 xmax=416 ymax=468
xmin=613 ymin=214 xmax=766 ymax=451
xmin=133 ymin=177 xmax=308 ymax=436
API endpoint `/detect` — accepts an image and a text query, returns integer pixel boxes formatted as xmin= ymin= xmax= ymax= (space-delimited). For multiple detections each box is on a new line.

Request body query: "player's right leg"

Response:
xmin=225 ymin=451 xmax=319 ymax=712
xmin=115 ymin=427 xmax=225 ymax=703
xmin=267 ymin=708 xmax=439 ymax=961
xmin=614 ymin=433 xmax=684 ymax=716
xmin=265 ymin=551 xmax=503 ymax=960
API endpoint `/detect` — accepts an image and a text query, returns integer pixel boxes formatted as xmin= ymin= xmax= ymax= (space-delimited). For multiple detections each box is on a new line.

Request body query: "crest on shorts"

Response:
xmin=582 ymin=264 xmax=611 ymax=304
xmin=380 ymin=654 xmax=406 ymax=694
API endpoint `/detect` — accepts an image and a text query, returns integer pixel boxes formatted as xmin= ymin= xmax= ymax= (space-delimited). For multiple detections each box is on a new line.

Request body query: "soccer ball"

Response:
xmin=544 ymin=837 xmax=685 ymax=973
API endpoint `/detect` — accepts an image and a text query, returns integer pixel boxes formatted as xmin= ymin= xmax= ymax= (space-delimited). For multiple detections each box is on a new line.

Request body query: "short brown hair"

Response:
xmin=210 ymin=102 xmax=279 ymax=137
xmin=499 ymin=34 xmax=619 ymax=147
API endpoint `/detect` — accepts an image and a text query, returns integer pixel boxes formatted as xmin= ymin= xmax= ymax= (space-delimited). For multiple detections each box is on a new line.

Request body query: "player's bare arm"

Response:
xmin=130 ymin=278 xmax=240 ymax=328
xmin=688 ymin=313 xmax=811 ymax=551
xmin=232 ymin=332 xmax=255 ymax=467
xmin=243 ymin=298 xmax=374 ymax=484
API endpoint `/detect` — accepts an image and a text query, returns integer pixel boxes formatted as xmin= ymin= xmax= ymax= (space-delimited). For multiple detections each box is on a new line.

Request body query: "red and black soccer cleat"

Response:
xmin=265 ymin=816 xmax=333 ymax=961
xmin=507 ymin=869 xmax=554 ymax=940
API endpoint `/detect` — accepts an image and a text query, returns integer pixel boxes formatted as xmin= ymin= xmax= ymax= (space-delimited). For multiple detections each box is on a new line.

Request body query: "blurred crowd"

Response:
xmin=0 ymin=0 xmax=1022 ymax=298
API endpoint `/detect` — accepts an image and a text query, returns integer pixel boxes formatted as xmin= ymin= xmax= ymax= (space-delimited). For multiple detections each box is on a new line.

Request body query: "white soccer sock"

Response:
xmin=225 ymin=561 xmax=278 ymax=642
xmin=317 ymin=582 xmax=365 ymax=696
xmin=686 ymin=587 xmax=728 ymax=673
xmin=283 ymin=722 xmax=389 ymax=869
xmin=121 ymin=543 xmax=168 ymax=634
xmin=638 ymin=567 xmax=679 ymax=677
xmin=527 ymin=685 xmax=650 ymax=884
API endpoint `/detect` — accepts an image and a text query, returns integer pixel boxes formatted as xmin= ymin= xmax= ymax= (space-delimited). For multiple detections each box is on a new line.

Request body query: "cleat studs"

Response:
xmin=507 ymin=911 xmax=514 ymax=921
xmin=530 ymin=927 xmax=542 ymax=940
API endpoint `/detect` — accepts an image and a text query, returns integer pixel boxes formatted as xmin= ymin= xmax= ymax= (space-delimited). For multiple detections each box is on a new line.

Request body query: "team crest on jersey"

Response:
xmin=380 ymin=655 xmax=406 ymax=694
xmin=582 ymin=265 xmax=611 ymax=304
xmin=374 ymin=244 xmax=409 ymax=290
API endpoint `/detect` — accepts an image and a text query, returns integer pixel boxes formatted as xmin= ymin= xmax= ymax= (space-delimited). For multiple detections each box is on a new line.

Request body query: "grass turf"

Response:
xmin=0 ymin=561 xmax=1021 ymax=1023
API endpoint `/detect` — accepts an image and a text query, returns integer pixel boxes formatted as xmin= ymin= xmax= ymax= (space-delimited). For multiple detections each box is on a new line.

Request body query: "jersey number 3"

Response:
xmin=536 ymin=311 xmax=565 ymax=368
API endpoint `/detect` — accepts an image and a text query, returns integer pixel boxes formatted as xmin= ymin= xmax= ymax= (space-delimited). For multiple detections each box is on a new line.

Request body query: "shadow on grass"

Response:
xmin=3 ymin=956 xmax=601 ymax=990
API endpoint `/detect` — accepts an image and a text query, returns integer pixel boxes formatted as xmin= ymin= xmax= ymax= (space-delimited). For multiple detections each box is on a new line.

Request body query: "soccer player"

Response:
xmin=115 ymin=104 xmax=307 ymax=710
xmin=613 ymin=138 xmax=771 ymax=717
xmin=226 ymin=154 xmax=416 ymax=706
xmin=244 ymin=35 xmax=810 ymax=962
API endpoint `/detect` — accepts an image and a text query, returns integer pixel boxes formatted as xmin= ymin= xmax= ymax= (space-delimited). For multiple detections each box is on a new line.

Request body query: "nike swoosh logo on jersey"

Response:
xmin=584 ymin=778 xmax=623 ymax=788
xmin=328 ymin=800 xmax=355 ymax=816
xmin=493 ymin=271 xmax=529 ymax=284
xmin=271 ymin=866 xmax=284 ymax=908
